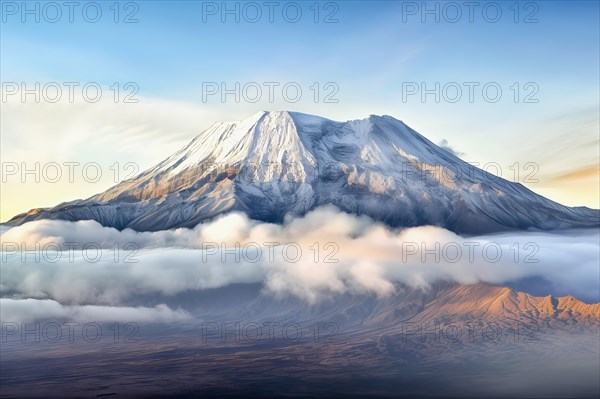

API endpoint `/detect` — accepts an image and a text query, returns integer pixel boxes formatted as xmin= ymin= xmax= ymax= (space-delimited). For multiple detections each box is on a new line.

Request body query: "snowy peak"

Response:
xmin=6 ymin=111 xmax=599 ymax=233
xmin=140 ymin=111 xmax=317 ymax=184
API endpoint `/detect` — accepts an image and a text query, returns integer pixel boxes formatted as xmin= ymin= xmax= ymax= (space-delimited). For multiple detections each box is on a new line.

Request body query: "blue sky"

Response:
xmin=3 ymin=1 xmax=598 ymax=99
xmin=1 ymin=0 xmax=599 ymax=219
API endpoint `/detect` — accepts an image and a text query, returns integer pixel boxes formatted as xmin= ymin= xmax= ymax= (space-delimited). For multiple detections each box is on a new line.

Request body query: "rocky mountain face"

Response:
xmin=165 ymin=281 xmax=600 ymax=331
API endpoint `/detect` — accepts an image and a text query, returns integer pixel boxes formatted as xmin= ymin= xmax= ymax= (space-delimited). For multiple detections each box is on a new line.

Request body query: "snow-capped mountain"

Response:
xmin=7 ymin=111 xmax=599 ymax=233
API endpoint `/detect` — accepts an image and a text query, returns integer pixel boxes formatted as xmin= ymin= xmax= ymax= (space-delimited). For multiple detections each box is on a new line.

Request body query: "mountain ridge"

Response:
xmin=6 ymin=111 xmax=599 ymax=234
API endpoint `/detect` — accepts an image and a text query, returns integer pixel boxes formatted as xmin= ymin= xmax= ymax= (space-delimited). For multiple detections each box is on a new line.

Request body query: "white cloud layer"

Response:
xmin=0 ymin=298 xmax=191 ymax=324
xmin=1 ymin=206 xmax=598 ymax=315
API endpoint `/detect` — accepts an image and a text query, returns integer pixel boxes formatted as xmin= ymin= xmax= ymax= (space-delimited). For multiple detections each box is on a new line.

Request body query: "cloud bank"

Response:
xmin=1 ymin=206 xmax=598 ymax=322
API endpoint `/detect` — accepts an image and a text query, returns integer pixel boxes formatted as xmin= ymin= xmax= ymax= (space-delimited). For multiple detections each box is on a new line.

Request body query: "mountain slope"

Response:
xmin=4 ymin=282 xmax=599 ymax=399
xmin=7 ymin=111 xmax=599 ymax=233
xmin=170 ymin=282 xmax=600 ymax=329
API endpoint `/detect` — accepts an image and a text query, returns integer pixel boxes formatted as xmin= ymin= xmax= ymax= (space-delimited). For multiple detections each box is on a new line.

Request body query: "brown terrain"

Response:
xmin=1 ymin=282 xmax=598 ymax=398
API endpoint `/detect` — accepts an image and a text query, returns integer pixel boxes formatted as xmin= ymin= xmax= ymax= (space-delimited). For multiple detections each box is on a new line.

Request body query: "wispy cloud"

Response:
xmin=549 ymin=164 xmax=599 ymax=183
xmin=437 ymin=139 xmax=465 ymax=157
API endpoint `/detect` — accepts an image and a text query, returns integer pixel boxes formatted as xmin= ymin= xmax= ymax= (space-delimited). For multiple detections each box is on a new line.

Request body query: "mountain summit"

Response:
xmin=7 ymin=111 xmax=599 ymax=233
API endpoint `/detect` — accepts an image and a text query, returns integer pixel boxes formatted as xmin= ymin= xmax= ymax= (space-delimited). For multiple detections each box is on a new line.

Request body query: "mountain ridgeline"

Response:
xmin=8 ymin=111 xmax=599 ymax=234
